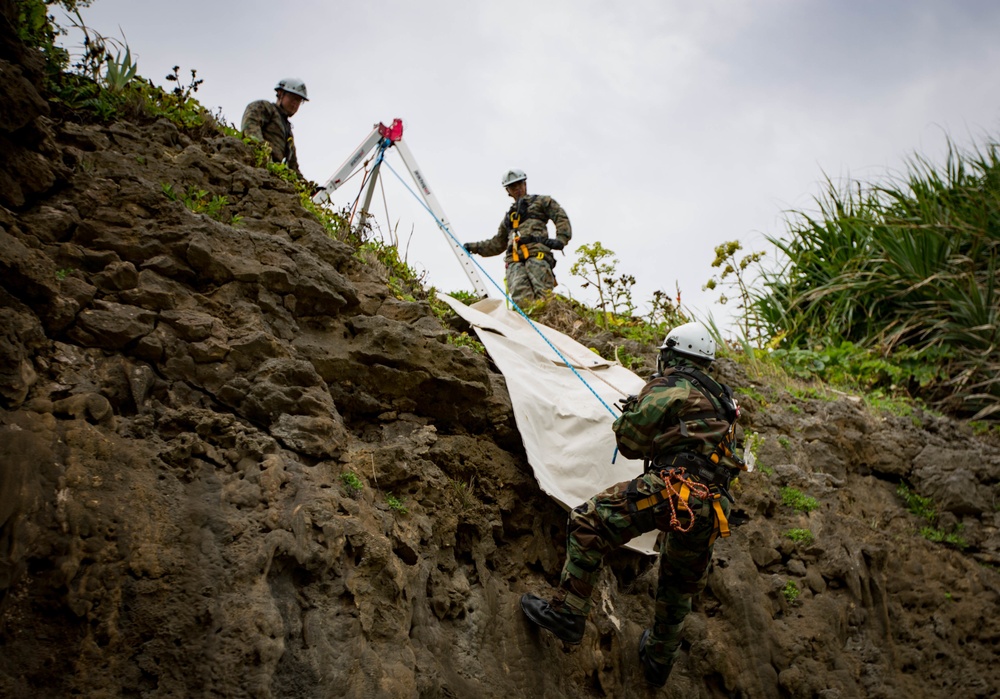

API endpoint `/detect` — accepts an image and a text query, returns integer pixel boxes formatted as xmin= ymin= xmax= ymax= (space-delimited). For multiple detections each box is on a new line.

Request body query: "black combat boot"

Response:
xmin=638 ymin=629 xmax=674 ymax=687
xmin=520 ymin=593 xmax=586 ymax=644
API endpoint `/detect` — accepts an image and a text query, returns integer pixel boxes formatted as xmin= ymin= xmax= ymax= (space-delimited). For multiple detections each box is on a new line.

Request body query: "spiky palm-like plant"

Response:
xmin=755 ymin=140 xmax=1000 ymax=418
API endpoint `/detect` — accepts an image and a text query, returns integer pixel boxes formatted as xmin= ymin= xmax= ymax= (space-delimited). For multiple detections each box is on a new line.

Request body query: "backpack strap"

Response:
xmin=667 ymin=366 xmax=744 ymax=468
xmin=672 ymin=366 xmax=736 ymax=422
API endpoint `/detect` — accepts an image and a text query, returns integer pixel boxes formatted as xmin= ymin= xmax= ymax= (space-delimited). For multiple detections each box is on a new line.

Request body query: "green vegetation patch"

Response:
xmin=782 ymin=580 xmax=800 ymax=604
xmin=752 ymin=139 xmax=1000 ymax=420
xmin=897 ymin=482 xmax=968 ymax=549
xmin=569 ymin=242 xmax=686 ymax=340
xmin=896 ymin=482 xmax=936 ymax=523
xmin=785 ymin=529 xmax=814 ymax=546
xmin=919 ymin=526 xmax=967 ymax=549
xmin=446 ymin=332 xmax=485 ymax=354
xmin=340 ymin=471 xmax=364 ymax=498
xmin=781 ymin=487 xmax=819 ymax=513
xmin=162 ymin=183 xmax=240 ymax=225
xmin=385 ymin=493 xmax=408 ymax=514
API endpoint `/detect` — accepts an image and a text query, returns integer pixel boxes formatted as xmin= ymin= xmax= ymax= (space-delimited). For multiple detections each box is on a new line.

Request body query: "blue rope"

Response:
xmin=382 ymin=158 xmax=620 ymax=419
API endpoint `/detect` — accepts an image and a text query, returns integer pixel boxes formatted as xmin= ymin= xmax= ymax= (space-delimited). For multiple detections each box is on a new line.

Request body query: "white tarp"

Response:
xmin=440 ymin=296 xmax=658 ymax=555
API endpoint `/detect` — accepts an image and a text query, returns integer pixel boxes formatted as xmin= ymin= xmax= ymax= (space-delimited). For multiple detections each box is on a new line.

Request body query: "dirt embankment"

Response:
xmin=1 ymin=4 xmax=998 ymax=697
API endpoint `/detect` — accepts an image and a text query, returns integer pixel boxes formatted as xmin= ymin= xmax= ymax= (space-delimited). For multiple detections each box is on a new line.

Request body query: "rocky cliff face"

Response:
xmin=1 ymin=5 xmax=999 ymax=697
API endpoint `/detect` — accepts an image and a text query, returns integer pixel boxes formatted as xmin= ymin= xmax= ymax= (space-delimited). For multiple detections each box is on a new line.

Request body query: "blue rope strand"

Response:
xmin=382 ymin=158 xmax=621 ymax=419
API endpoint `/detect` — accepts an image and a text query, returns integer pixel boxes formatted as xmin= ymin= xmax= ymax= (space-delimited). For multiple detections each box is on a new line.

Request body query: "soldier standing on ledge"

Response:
xmin=463 ymin=169 xmax=571 ymax=306
xmin=241 ymin=78 xmax=308 ymax=179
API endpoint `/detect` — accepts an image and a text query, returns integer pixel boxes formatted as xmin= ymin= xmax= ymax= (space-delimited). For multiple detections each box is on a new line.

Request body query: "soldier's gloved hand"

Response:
xmin=544 ymin=238 xmax=564 ymax=250
xmin=463 ymin=242 xmax=478 ymax=254
xmin=616 ymin=394 xmax=639 ymax=413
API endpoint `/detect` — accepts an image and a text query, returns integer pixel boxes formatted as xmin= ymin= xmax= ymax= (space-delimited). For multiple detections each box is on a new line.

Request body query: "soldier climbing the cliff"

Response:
xmin=241 ymin=78 xmax=308 ymax=179
xmin=520 ymin=323 xmax=748 ymax=688
xmin=463 ymin=169 xmax=571 ymax=306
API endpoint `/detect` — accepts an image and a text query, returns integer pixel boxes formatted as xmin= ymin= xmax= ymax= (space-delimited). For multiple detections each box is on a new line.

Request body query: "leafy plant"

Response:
xmin=865 ymin=391 xmax=920 ymax=420
xmin=136 ymin=65 xmax=207 ymax=129
xmin=447 ymin=332 xmax=485 ymax=354
xmin=445 ymin=289 xmax=480 ymax=305
xmin=738 ymin=386 xmax=768 ymax=405
xmin=450 ymin=477 xmax=475 ymax=511
xmin=385 ymin=493 xmax=408 ymax=514
xmin=781 ymin=487 xmax=819 ymax=513
xmin=164 ymin=64 xmax=202 ymax=102
xmin=16 ymin=1 xmax=87 ymax=86
xmin=785 ymin=529 xmax=814 ymax=546
xmin=782 ymin=580 xmax=801 ymax=604
xmin=895 ymin=482 xmax=968 ymax=547
xmin=340 ymin=471 xmax=364 ymax=498
xmin=647 ymin=287 xmax=685 ymax=330
xmin=613 ymin=347 xmax=642 ymax=371
xmin=45 ymin=9 xmax=209 ymax=128
xmin=55 ymin=268 xmax=72 ymax=280
xmin=754 ymin=137 xmax=1000 ymax=419
xmin=704 ymin=240 xmax=766 ymax=345
xmin=162 ymin=183 xmax=235 ymax=224
xmin=788 ymin=385 xmax=837 ymax=402
xmin=570 ymin=242 xmax=619 ymax=326
xmin=970 ymin=421 xmax=1000 ymax=439
xmin=897 ymin=482 xmax=936 ymax=523
xmin=265 ymin=160 xmax=298 ymax=184
xmin=355 ymin=238 xmax=426 ymax=302
xmin=606 ymin=273 xmax=637 ymax=317
xmin=101 ymin=44 xmax=137 ymax=93
xmin=919 ymin=525 xmax=968 ymax=549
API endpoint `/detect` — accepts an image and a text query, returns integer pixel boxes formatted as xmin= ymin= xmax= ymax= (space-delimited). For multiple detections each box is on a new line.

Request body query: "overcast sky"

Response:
xmin=64 ymin=0 xmax=1000 ymax=335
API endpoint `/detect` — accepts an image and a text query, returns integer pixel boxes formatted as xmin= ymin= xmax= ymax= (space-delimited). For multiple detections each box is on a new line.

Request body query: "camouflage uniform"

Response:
xmin=556 ymin=357 xmax=740 ymax=668
xmin=466 ymin=194 xmax=571 ymax=305
xmin=241 ymin=100 xmax=301 ymax=176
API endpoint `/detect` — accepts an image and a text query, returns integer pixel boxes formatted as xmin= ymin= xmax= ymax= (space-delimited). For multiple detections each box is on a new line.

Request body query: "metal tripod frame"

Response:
xmin=312 ymin=119 xmax=489 ymax=297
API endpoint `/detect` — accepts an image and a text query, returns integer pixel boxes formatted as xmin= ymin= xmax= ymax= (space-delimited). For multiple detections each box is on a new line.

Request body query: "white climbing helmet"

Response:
xmin=660 ymin=322 xmax=716 ymax=362
xmin=501 ymin=168 xmax=527 ymax=187
xmin=275 ymin=78 xmax=308 ymax=101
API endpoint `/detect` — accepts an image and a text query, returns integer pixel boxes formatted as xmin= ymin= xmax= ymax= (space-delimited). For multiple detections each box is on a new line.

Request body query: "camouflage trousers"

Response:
xmin=506 ymin=257 xmax=555 ymax=306
xmin=556 ymin=470 xmax=731 ymax=665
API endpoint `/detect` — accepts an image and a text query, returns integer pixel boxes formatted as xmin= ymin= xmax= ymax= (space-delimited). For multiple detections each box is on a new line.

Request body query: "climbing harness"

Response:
xmin=618 ymin=365 xmax=744 ymax=543
xmin=505 ymin=205 xmax=556 ymax=296
xmin=626 ymin=468 xmax=731 ymax=544
xmin=505 ymin=197 xmax=558 ymax=265
xmin=509 ymin=211 xmax=531 ymax=262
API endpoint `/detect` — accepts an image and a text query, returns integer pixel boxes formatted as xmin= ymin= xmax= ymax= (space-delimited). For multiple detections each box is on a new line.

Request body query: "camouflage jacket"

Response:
xmin=612 ymin=361 xmax=741 ymax=470
xmin=241 ymin=100 xmax=301 ymax=176
xmin=470 ymin=194 xmax=571 ymax=262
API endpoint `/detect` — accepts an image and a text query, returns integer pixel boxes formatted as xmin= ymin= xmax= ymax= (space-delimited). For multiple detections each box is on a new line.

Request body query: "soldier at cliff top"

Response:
xmin=241 ymin=78 xmax=308 ymax=178
xmin=463 ymin=169 xmax=571 ymax=306
xmin=521 ymin=323 xmax=747 ymax=689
